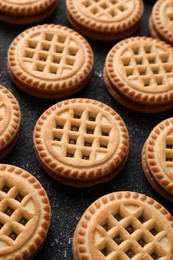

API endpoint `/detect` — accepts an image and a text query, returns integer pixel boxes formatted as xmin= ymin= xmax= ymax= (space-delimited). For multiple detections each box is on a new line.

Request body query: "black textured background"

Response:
xmin=0 ymin=0 xmax=173 ymax=259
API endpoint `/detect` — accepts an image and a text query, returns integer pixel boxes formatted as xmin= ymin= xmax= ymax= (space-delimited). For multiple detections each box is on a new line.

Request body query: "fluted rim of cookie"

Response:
xmin=103 ymin=64 xmax=173 ymax=113
xmin=152 ymin=0 xmax=173 ymax=46
xmin=73 ymin=191 xmax=173 ymax=260
xmin=33 ymin=98 xmax=129 ymax=184
xmin=148 ymin=14 xmax=163 ymax=41
xmin=0 ymin=164 xmax=51 ymax=260
xmin=144 ymin=117 xmax=173 ymax=196
xmin=105 ymin=36 xmax=173 ymax=106
xmin=0 ymin=84 xmax=21 ymax=155
xmin=66 ymin=0 xmax=144 ymax=33
xmin=8 ymin=24 xmax=94 ymax=98
xmin=0 ymin=0 xmax=58 ymax=16
xmin=142 ymin=141 xmax=173 ymax=202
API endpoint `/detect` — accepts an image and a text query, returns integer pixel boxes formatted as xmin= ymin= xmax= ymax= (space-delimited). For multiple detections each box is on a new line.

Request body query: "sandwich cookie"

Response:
xmin=66 ymin=0 xmax=144 ymax=41
xmin=142 ymin=117 xmax=173 ymax=202
xmin=33 ymin=98 xmax=129 ymax=187
xmin=0 ymin=84 xmax=21 ymax=160
xmin=0 ymin=0 xmax=58 ymax=25
xmin=73 ymin=191 xmax=173 ymax=259
xmin=149 ymin=0 xmax=173 ymax=46
xmin=8 ymin=24 xmax=94 ymax=99
xmin=104 ymin=36 xmax=173 ymax=113
xmin=0 ymin=164 xmax=51 ymax=259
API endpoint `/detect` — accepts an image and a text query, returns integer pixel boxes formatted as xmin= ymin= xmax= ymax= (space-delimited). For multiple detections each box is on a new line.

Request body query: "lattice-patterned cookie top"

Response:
xmin=73 ymin=191 xmax=173 ymax=260
xmin=0 ymin=0 xmax=57 ymax=15
xmin=74 ymin=0 xmax=135 ymax=21
xmin=0 ymin=164 xmax=51 ymax=259
xmin=8 ymin=24 xmax=93 ymax=98
xmin=145 ymin=117 xmax=173 ymax=196
xmin=152 ymin=0 xmax=173 ymax=46
xmin=34 ymin=98 xmax=129 ymax=183
xmin=0 ymin=85 xmax=21 ymax=153
xmin=105 ymin=37 xmax=173 ymax=105
xmin=66 ymin=0 xmax=143 ymax=33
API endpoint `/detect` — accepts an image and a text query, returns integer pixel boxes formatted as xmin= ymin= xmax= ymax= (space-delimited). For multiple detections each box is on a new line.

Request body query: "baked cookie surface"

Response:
xmin=8 ymin=24 xmax=94 ymax=99
xmin=104 ymin=36 xmax=173 ymax=112
xmin=0 ymin=0 xmax=58 ymax=25
xmin=33 ymin=98 xmax=129 ymax=187
xmin=149 ymin=0 xmax=173 ymax=46
xmin=0 ymin=85 xmax=21 ymax=160
xmin=0 ymin=164 xmax=51 ymax=259
xmin=142 ymin=117 xmax=173 ymax=202
xmin=73 ymin=191 xmax=173 ymax=259
xmin=66 ymin=0 xmax=144 ymax=40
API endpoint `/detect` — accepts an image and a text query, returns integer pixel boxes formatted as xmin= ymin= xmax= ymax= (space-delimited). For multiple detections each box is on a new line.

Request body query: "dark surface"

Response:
xmin=0 ymin=0 xmax=173 ymax=259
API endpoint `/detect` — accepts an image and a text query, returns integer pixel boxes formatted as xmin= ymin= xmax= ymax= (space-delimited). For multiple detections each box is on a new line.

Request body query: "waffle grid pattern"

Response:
xmin=120 ymin=44 xmax=173 ymax=87
xmin=52 ymin=108 xmax=112 ymax=161
xmin=23 ymin=31 xmax=79 ymax=76
xmin=145 ymin=118 xmax=173 ymax=195
xmin=95 ymin=206 xmax=168 ymax=259
xmin=81 ymin=0 xmax=132 ymax=19
xmin=0 ymin=179 xmax=34 ymax=245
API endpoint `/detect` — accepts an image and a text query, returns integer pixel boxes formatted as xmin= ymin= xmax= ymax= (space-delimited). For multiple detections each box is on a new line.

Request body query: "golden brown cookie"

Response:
xmin=149 ymin=0 xmax=173 ymax=46
xmin=142 ymin=117 xmax=173 ymax=202
xmin=0 ymin=85 xmax=21 ymax=160
xmin=66 ymin=0 xmax=144 ymax=41
xmin=8 ymin=24 xmax=94 ymax=99
xmin=148 ymin=15 xmax=162 ymax=42
xmin=104 ymin=36 xmax=173 ymax=113
xmin=73 ymin=191 xmax=173 ymax=259
xmin=103 ymin=66 xmax=173 ymax=113
xmin=0 ymin=164 xmax=51 ymax=259
xmin=0 ymin=0 xmax=58 ymax=25
xmin=8 ymin=24 xmax=93 ymax=99
xmin=33 ymin=98 xmax=129 ymax=187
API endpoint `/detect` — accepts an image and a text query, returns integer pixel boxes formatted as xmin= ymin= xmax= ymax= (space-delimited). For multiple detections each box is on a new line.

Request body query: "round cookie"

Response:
xmin=103 ymin=66 xmax=173 ymax=113
xmin=149 ymin=0 xmax=173 ymax=46
xmin=142 ymin=117 xmax=173 ymax=202
xmin=0 ymin=0 xmax=58 ymax=25
xmin=0 ymin=164 xmax=51 ymax=259
xmin=8 ymin=24 xmax=94 ymax=99
xmin=73 ymin=191 xmax=173 ymax=259
xmin=0 ymin=84 xmax=21 ymax=160
xmin=33 ymin=98 xmax=129 ymax=187
xmin=104 ymin=36 xmax=173 ymax=113
xmin=66 ymin=0 xmax=144 ymax=41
